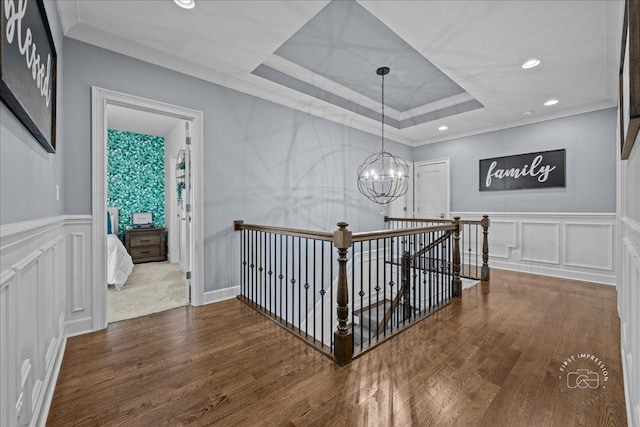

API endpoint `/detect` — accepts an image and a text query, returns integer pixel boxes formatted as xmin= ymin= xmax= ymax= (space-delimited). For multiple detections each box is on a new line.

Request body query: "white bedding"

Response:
xmin=107 ymin=234 xmax=134 ymax=289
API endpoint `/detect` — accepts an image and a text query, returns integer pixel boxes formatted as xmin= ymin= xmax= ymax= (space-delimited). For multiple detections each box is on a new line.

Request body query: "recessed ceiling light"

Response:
xmin=174 ymin=0 xmax=195 ymax=9
xmin=544 ymin=99 xmax=559 ymax=106
xmin=522 ymin=59 xmax=541 ymax=69
xmin=438 ymin=125 xmax=448 ymax=131
xmin=523 ymin=111 xmax=533 ymax=116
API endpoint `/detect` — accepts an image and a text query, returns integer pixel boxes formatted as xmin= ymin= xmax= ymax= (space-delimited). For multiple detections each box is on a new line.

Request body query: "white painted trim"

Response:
xmin=454 ymin=211 xmax=617 ymax=218
xmin=91 ymin=87 xmax=206 ymax=332
xmin=490 ymin=263 xmax=616 ymax=286
xmin=519 ymin=221 xmax=560 ymax=265
xmin=413 ymin=158 xmax=450 ymax=218
xmin=203 ymin=286 xmax=240 ymax=304
xmin=563 ymin=222 xmax=614 ymax=271
xmin=0 ymin=217 xmax=63 ymax=240
xmin=33 ymin=337 xmax=66 ymax=427
xmin=452 ymin=212 xmax=617 ymax=285
xmin=622 ymin=215 xmax=640 ymax=237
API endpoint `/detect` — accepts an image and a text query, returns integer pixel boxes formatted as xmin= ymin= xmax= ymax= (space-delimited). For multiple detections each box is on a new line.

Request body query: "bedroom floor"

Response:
xmin=108 ymin=261 xmax=187 ymax=323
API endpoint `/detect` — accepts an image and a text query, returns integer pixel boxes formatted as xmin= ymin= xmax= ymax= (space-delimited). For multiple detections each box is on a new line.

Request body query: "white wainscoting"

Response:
xmin=0 ymin=215 xmax=91 ymax=427
xmin=453 ymin=212 xmax=617 ymax=285
xmin=619 ymin=216 xmax=640 ymax=427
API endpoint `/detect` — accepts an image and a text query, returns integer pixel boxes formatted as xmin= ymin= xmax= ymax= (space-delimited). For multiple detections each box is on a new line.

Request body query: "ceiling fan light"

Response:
xmin=522 ymin=59 xmax=541 ymax=69
xmin=174 ymin=0 xmax=195 ymax=9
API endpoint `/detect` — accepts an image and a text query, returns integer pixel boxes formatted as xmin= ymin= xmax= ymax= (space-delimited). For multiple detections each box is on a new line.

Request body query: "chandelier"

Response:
xmin=357 ymin=67 xmax=409 ymax=205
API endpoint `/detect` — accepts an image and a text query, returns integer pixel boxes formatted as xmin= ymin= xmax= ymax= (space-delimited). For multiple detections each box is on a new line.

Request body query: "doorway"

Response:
xmin=91 ymin=87 xmax=204 ymax=330
xmin=105 ymin=106 xmax=190 ymax=322
xmin=414 ymin=159 xmax=450 ymax=218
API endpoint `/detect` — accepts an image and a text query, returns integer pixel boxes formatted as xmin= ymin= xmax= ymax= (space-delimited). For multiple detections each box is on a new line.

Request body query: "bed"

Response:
xmin=107 ymin=207 xmax=134 ymax=289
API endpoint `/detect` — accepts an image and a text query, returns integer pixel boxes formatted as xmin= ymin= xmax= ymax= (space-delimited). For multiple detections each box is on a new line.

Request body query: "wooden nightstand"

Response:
xmin=125 ymin=227 xmax=166 ymax=263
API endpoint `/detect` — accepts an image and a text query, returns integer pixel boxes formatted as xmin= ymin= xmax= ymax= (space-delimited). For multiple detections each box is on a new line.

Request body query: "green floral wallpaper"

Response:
xmin=107 ymin=129 xmax=165 ymax=238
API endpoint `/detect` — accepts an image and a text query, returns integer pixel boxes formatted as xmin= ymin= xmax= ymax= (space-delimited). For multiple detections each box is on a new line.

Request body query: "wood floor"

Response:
xmin=47 ymin=269 xmax=627 ymax=426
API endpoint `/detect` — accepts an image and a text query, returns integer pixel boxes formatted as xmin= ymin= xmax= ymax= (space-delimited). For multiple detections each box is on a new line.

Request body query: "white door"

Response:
xmin=388 ymin=163 xmax=414 ymax=218
xmin=415 ymin=159 xmax=450 ymax=219
xmin=183 ymin=122 xmax=192 ymax=303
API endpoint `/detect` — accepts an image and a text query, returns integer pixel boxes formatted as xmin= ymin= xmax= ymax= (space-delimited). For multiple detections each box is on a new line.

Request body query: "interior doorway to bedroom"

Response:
xmin=105 ymin=105 xmax=191 ymax=323
xmin=92 ymin=87 xmax=204 ymax=331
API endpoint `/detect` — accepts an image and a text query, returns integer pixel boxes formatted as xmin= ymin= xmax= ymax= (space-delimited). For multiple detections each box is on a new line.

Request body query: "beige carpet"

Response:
xmin=108 ymin=261 xmax=186 ymax=323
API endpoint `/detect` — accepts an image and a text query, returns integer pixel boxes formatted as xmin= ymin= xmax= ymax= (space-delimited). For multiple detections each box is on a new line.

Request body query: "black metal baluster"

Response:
xmin=250 ymin=230 xmax=254 ymax=305
xmin=279 ymin=234 xmax=283 ymax=319
xmin=286 ymin=235 xmax=290 ymax=326
xmin=330 ymin=241 xmax=335 ymax=352
xmin=305 ymin=238 xmax=309 ymax=338
xmin=240 ymin=229 xmax=244 ymax=297
xmin=313 ymin=239 xmax=316 ymax=343
xmin=359 ymin=241 xmax=364 ymax=350
xmin=368 ymin=240 xmax=372 ymax=346
xmin=375 ymin=238 xmax=380 ymax=343
xmin=268 ymin=233 xmax=272 ymax=314
xmin=298 ymin=236 xmax=301 ymax=329
xmin=320 ymin=241 xmax=324 ymax=348
xmin=351 ymin=241 xmax=356 ymax=350
xmin=383 ymin=237 xmax=387 ymax=338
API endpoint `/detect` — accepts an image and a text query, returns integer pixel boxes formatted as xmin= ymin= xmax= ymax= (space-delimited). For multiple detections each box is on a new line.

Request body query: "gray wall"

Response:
xmin=0 ymin=2 xmax=64 ymax=224
xmin=413 ymin=108 xmax=617 ymax=213
xmin=62 ymin=38 xmax=411 ymax=291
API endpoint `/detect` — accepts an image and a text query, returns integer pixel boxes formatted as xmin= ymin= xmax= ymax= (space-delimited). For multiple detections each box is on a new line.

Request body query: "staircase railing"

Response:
xmin=234 ymin=219 xmax=462 ymax=365
xmin=385 ymin=215 xmax=490 ymax=281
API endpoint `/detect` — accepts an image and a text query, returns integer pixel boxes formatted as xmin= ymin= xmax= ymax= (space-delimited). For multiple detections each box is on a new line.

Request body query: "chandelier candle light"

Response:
xmin=357 ymin=67 xmax=409 ymax=205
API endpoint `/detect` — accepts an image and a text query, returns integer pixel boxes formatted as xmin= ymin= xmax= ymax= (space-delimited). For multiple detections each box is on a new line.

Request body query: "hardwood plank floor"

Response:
xmin=47 ymin=269 xmax=627 ymax=426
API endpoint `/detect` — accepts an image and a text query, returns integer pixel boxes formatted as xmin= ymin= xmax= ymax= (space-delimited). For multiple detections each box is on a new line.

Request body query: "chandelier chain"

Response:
xmin=381 ymin=72 xmax=385 ymax=152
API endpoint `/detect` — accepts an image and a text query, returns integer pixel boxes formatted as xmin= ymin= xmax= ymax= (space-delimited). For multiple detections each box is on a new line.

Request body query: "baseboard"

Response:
xmin=64 ymin=318 xmax=94 ymax=338
xmin=34 ymin=336 xmax=66 ymax=427
xmin=203 ymin=286 xmax=240 ymax=304
xmin=491 ymin=261 xmax=616 ymax=285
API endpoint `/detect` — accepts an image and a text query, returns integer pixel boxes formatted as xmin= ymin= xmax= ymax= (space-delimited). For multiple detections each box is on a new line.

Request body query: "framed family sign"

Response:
xmin=479 ymin=149 xmax=566 ymax=192
xmin=620 ymin=0 xmax=639 ymax=160
xmin=0 ymin=0 xmax=57 ymax=153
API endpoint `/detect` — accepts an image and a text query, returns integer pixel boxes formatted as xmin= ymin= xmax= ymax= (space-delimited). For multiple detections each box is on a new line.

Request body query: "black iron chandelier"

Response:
xmin=357 ymin=67 xmax=409 ymax=205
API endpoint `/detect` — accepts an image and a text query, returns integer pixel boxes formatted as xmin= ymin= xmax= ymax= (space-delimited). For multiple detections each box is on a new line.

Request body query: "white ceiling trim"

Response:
xmin=61 ymin=24 xmax=414 ymax=146
xmin=416 ymin=100 xmax=615 ymax=147
xmin=398 ymin=92 xmax=477 ymax=121
xmin=261 ymin=54 xmax=400 ymax=119
xmin=56 ymin=0 xmax=625 ymax=148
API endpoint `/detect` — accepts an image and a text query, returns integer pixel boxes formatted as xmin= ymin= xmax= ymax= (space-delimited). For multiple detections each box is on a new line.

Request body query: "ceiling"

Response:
xmin=57 ymin=0 xmax=625 ymax=147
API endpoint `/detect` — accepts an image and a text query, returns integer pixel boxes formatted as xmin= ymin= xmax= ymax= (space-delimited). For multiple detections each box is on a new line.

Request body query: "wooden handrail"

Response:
xmin=235 ymin=220 xmax=456 ymax=243
xmin=410 ymin=231 xmax=452 ymax=261
xmin=385 ymin=216 xmax=482 ymax=226
xmin=385 ymin=216 xmax=452 ymax=224
xmin=234 ymin=220 xmax=334 ymax=241
xmin=352 ymin=224 xmax=455 ymax=241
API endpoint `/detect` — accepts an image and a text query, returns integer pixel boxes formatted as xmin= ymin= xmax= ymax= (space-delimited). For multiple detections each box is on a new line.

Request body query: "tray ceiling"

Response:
xmin=57 ymin=0 xmax=624 ymax=146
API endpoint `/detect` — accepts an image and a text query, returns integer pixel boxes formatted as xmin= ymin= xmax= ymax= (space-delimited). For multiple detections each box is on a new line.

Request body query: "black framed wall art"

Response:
xmin=0 ymin=0 xmax=57 ymax=153
xmin=620 ymin=0 xmax=639 ymax=160
xmin=479 ymin=149 xmax=566 ymax=192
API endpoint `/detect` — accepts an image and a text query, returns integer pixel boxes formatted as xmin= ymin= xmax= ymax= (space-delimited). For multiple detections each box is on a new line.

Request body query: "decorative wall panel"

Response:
xmin=520 ymin=221 xmax=560 ymax=264
xmin=564 ymin=223 xmax=613 ymax=270
xmin=453 ymin=212 xmax=616 ymax=285
xmin=0 ymin=215 xmax=87 ymax=427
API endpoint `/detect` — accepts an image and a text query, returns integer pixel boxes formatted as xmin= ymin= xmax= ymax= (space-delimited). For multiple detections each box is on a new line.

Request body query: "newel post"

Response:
xmin=333 ymin=222 xmax=353 ymax=365
xmin=452 ymin=217 xmax=462 ymax=297
xmin=481 ymin=215 xmax=490 ymax=281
